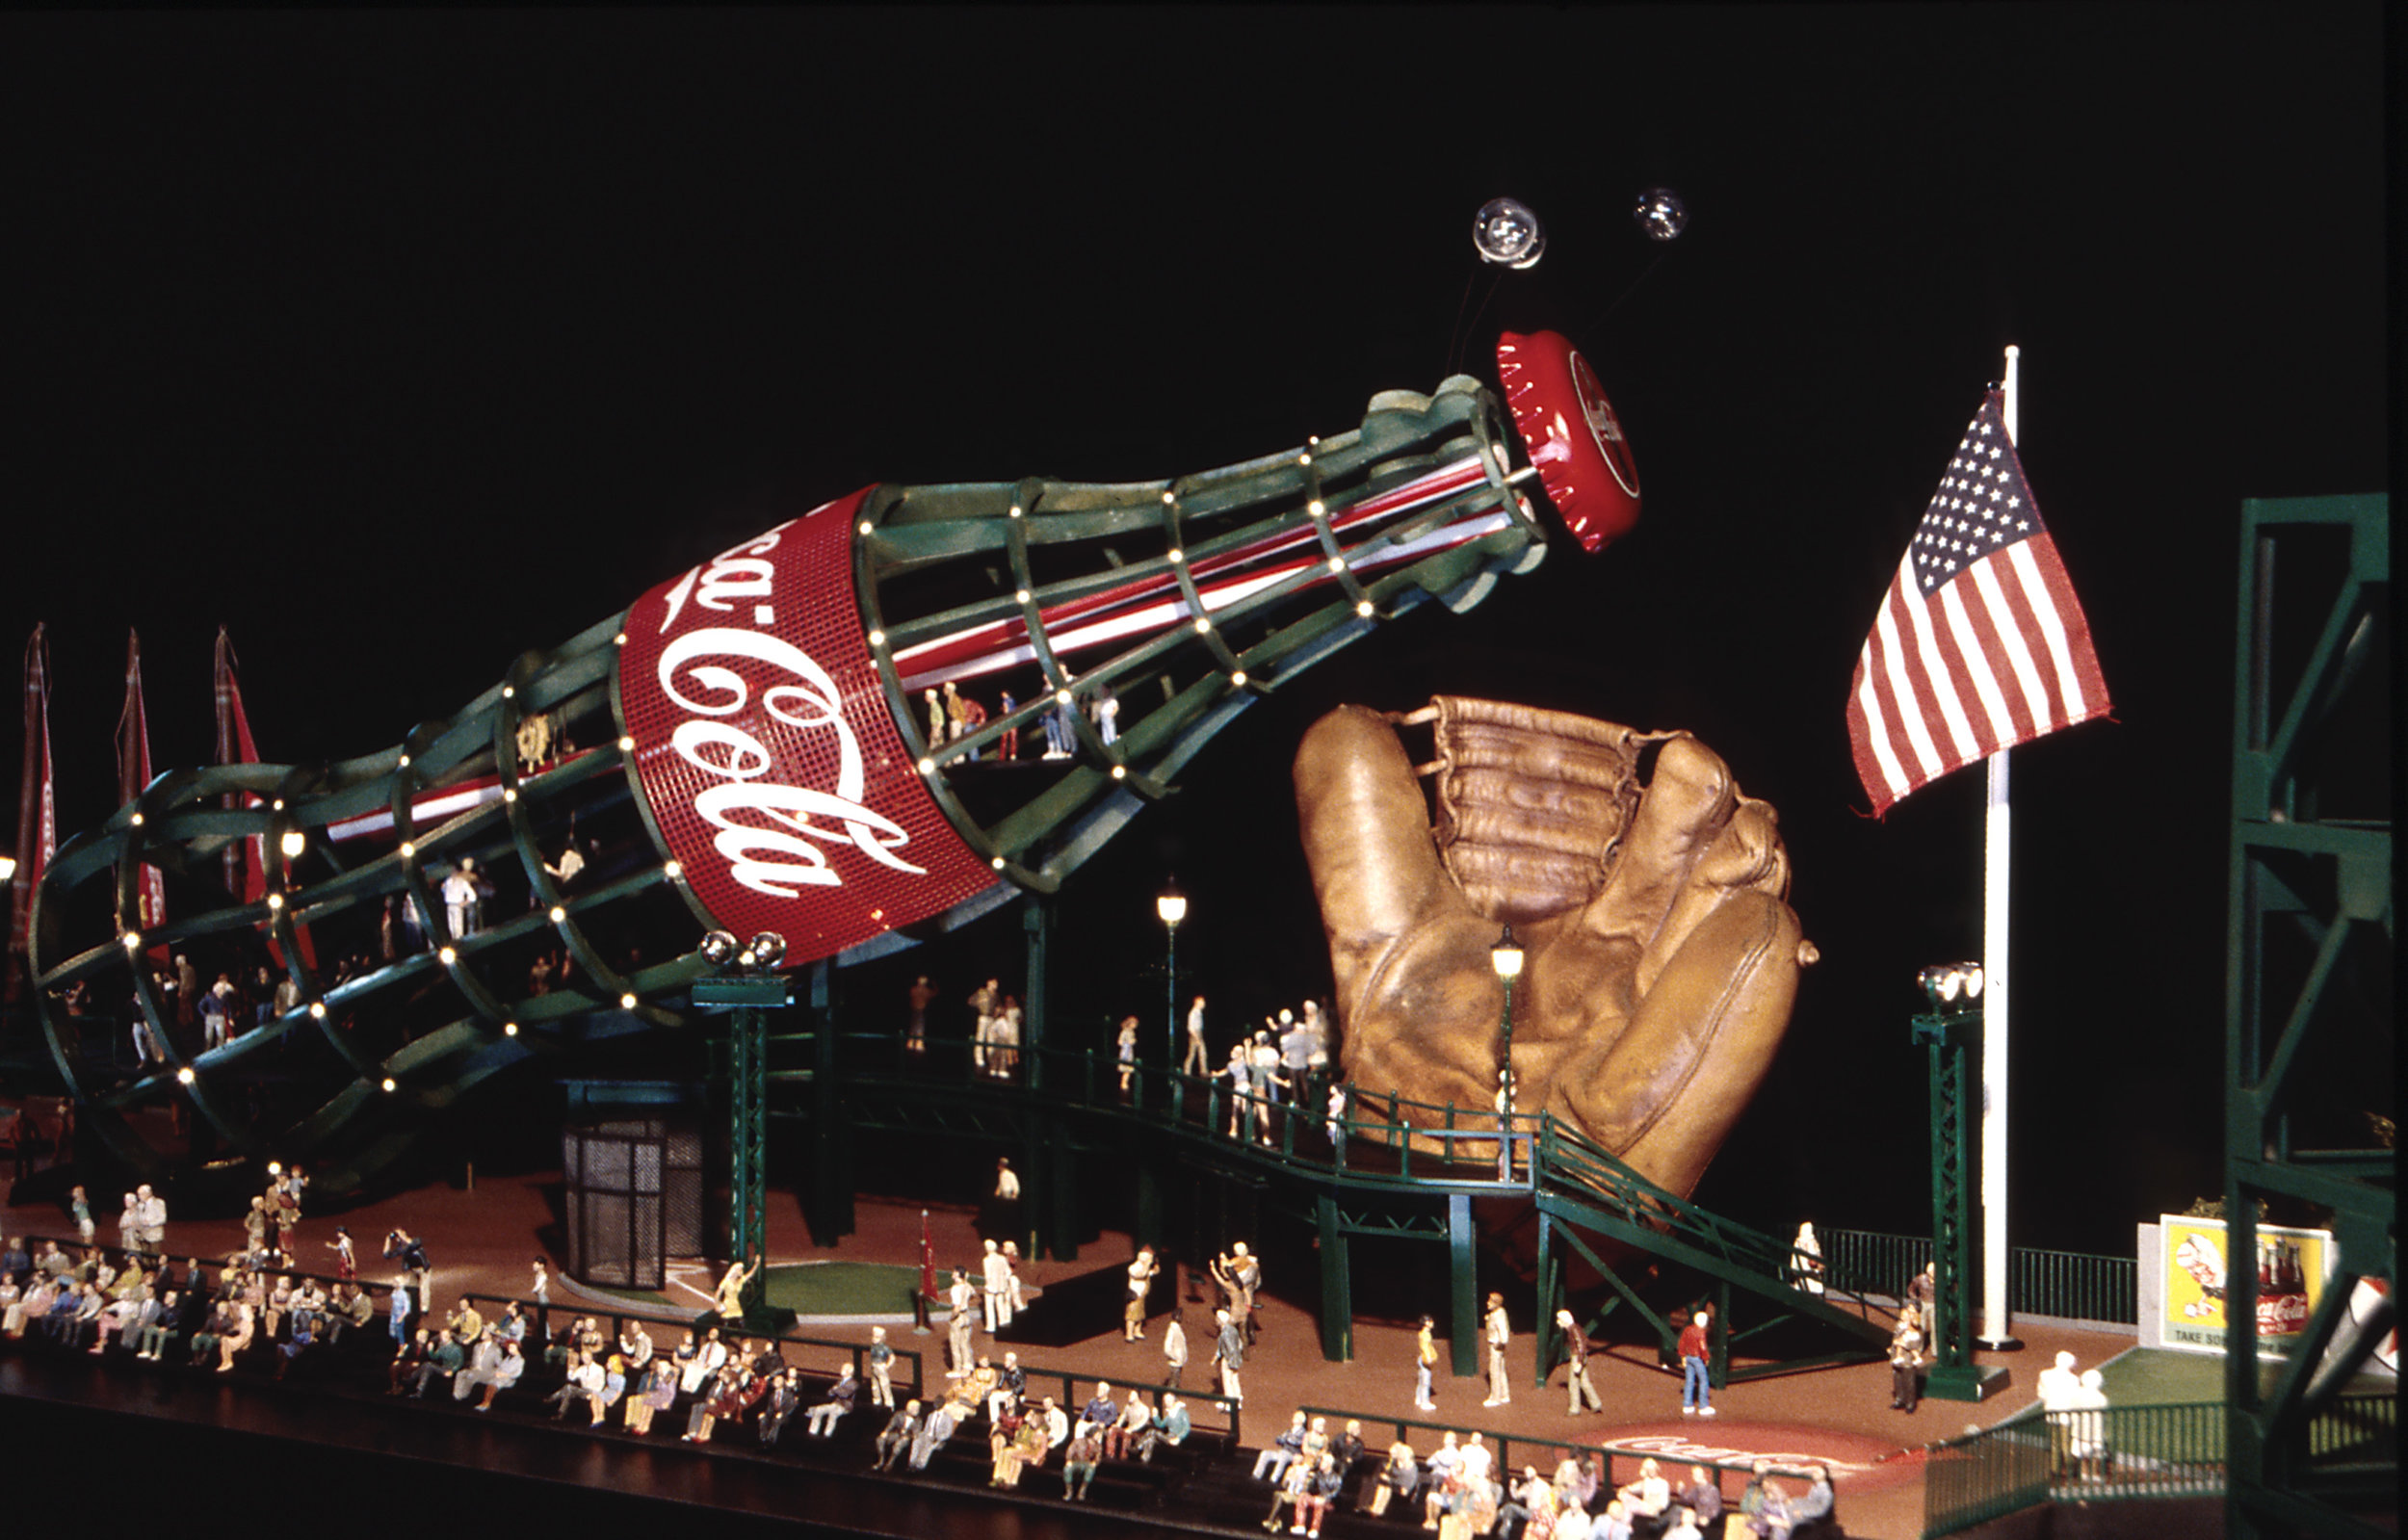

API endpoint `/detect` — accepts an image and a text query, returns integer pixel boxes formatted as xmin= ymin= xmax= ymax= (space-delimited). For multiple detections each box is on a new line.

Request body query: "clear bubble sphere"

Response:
xmin=1473 ymin=197 xmax=1546 ymax=269
xmin=1635 ymin=188 xmax=1688 ymax=242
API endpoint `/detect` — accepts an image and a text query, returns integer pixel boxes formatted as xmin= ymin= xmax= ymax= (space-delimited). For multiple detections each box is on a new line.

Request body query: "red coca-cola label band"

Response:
xmin=615 ymin=488 xmax=999 ymax=963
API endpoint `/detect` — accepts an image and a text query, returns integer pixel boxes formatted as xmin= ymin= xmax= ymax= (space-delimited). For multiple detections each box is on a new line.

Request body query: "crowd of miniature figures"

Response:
xmin=0 ymin=1220 xmax=1871 ymax=1536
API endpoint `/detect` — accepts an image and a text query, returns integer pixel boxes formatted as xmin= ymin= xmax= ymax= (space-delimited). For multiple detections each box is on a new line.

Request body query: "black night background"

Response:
xmin=0 ymin=7 xmax=2389 ymax=1264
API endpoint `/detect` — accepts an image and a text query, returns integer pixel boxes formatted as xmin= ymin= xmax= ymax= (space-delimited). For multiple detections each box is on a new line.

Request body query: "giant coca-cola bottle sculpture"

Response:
xmin=31 ymin=330 xmax=1639 ymax=1186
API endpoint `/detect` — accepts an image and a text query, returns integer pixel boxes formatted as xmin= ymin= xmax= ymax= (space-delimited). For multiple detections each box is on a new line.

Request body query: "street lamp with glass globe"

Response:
xmin=1491 ymin=925 xmax=1524 ymax=1178
xmin=1156 ymin=887 xmax=1188 ymax=1084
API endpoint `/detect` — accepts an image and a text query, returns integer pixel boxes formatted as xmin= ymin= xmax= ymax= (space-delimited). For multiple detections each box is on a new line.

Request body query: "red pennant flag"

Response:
xmin=9 ymin=626 xmax=56 ymax=978
xmin=115 ymin=630 xmax=169 ymax=952
xmin=215 ymin=629 xmax=315 ymax=973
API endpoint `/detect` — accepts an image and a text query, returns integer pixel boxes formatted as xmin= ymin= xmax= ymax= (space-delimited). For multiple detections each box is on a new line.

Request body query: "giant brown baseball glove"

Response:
xmin=1294 ymin=697 xmax=1814 ymax=1200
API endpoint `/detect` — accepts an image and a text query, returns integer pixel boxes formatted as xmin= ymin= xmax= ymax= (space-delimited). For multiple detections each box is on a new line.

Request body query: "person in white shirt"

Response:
xmin=440 ymin=859 xmax=481 ymax=939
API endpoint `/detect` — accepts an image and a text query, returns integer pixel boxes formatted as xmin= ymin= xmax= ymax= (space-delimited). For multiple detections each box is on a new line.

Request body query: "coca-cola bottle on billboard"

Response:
xmin=2258 ymin=1236 xmax=2312 ymax=1338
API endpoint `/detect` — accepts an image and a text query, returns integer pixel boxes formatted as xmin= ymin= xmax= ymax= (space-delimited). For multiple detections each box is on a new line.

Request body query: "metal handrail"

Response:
xmin=457 ymin=1291 xmax=926 ymax=1404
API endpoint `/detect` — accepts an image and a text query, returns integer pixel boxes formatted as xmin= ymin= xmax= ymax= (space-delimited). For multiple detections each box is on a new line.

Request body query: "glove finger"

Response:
xmin=1636 ymin=794 xmax=1787 ymax=999
xmin=1295 ymin=704 xmax=1475 ymax=983
xmin=1551 ymin=890 xmax=1801 ymax=1198
xmin=1578 ymin=735 xmax=1738 ymax=957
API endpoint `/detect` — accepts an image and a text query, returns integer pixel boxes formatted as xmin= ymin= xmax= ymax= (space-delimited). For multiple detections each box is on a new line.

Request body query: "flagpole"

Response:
xmin=1979 ymin=345 xmax=2022 ymax=1351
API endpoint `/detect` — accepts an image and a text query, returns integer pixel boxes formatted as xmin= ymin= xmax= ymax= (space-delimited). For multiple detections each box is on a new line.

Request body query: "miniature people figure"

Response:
xmin=1679 ymin=1310 xmax=1714 ymax=1416
xmin=873 ymin=1398 xmax=922 ymax=1470
xmin=947 ymin=1268 xmax=978 ymax=1374
xmin=1368 ymin=1440 xmax=1418 ymax=1516
xmin=714 ymin=1252 xmax=762 ymax=1323
xmin=1125 ymin=1244 xmax=1160 ymax=1342
xmin=1002 ymin=1240 xmax=1029 ymax=1316
xmin=1616 ymin=1457 xmax=1672 ymax=1531
xmin=1414 ymin=1315 xmax=1438 ymax=1410
xmin=530 ymin=1256 xmax=550 ymax=1305
xmin=1907 ymin=1261 xmax=1937 ymax=1336
xmin=1254 ymin=1411 xmax=1311 ymax=1483
xmin=905 ymin=975 xmax=936 ymax=1059
xmin=1557 ymin=1307 xmax=1604 ymax=1414
xmin=135 ymin=1184 xmax=167 ymax=1253
xmin=982 ymin=1239 xmax=1013 ymax=1332
xmin=806 ymin=1364 xmax=859 ymax=1437
xmin=116 ymin=1191 xmax=138 ymax=1253
xmin=1184 ymin=994 xmax=1211 ymax=1076
xmin=69 ymin=1186 xmax=92 ymax=1244
xmin=441 ymin=857 xmax=480 ymax=939
xmin=1219 ymin=1041 xmax=1253 ymax=1136
xmin=2070 ymin=1370 xmax=2109 ymax=1480
xmin=1062 ymin=1423 xmax=1103 ymax=1500
xmin=910 ymin=1397 xmax=959 ymax=1471
xmin=995 ymin=691 xmax=1019 ymax=761
xmin=1093 ymin=683 xmax=1118 ymax=744
xmin=2038 ymin=1349 xmax=2081 ymax=1476
xmin=1213 ymin=1305 xmax=1245 ymax=1404
xmin=1483 ymin=1292 xmax=1512 ymax=1407
xmin=627 ymin=1353 xmax=678 ymax=1434
xmin=1789 ymin=1466 xmax=1837 ymax=1532
xmin=1791 ymin=1221 xmax=1824 ymax=1295
xmin=1115 ymin=1014 xmax=1139 ymax=1100
xmin=1162 ymin=1305 xmax=1188 ymax=1388
xmin=1890 ymin=1313 xmax=1925 ymax=1411
xmin=1680 ymin=1466 xmax=1726 ymax=1532
xmin=923 ymin=688 xmax=947 ymax=748
xmin=868 ymin=1324 xmax=895 ymax=1408
xmin=756 ymin=1367 xmax=801 ymax=1446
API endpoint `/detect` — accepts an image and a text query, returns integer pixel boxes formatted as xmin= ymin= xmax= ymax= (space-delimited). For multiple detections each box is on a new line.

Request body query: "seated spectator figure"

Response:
xmin=1788 ymin=1466 xmax=1838 ymax=1538
xmin=988 ymin=1400 xmax=1028 ymax=1489
xmin=135 ymin=1288 xmax=183 ymax=1360
xmin=1296 ymin=1451 xmax=1344 ymax=1538
xmin=1262 ymin=1450 xmax=1317 ymax=1533
xmin=1679 ymin=1467 xmax=1725 ymax=1533
xmin=618 ymin=1320 xmax=655 ymax=1370
xmin=1617 ymin=1457 xmax=1673 ymax=1533
xmin=1062 ymin=1423 xmax=1104 ymax=1501
xmin=1010 ymin=1405 xmax=1050 ymax=1487
xmin=676 ymin=1326 xmax=726 ymax=1396
xmin=213 ymin=1298 xmax=255 ymax=1370
xmin=1134 ymin=1393 xmax=1188 ymax=1463
xmin=1080 ymin=1381 xmax=1120 ymax=1442
xmin=908 ymin=1398 xmax=959 ymax=1471
xmin=1366 ymin=1441 xmax=1418 ymax=1516
xmin=625 ymin=1353 xmax=677 ymax=1435
xmin=1254 ymin=1411 xmax=1310 ymax=1483
xmin=1109 ymin=1387 xmax=1153 ymax=1461
xmin=467 ymin=1340 xmax=524 ymax=1411
xmin=546 ymin=1349 xmax=609 ymax=1422
xmin=406 ymin=1328 xmax=465 ymax=1397
xmin=388 ymin=1327 xmax=433 ymax=1394
xmin=683 ymin=1362 xmax=748 ymax=1443
xmin=873 ymin=1399 xmax=923 ymax=1471
xmin=806 ymin=1364 xmax=860 ymax=1438
xmin=452 ymin=1329 xmax=505 ymax=1402
xmin=757 ymin=1367 xmax=802 ymax=1446
xmin=1662 ymin=1506 xmax=1704 ymax=1540
xmin=274 ymin=1307 xmax=320 ymax=1380
xmin=1739 ymin=1472 xmax=1791 ymax=1539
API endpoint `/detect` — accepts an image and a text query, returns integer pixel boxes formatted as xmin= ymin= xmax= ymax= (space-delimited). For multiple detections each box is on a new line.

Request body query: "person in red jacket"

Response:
xmin=1679 ymin=1311 xmax=1714 ymax=1416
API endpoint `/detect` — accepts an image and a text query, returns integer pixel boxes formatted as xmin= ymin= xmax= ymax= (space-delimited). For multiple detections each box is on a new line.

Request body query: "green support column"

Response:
xmin=1712 ymin=1280 xmax=1731 ymax=1390
xmin=1022 ymin=895 xmax=1050 ymax=1096
xmin=1448 ymin=1192 xmax=1479 ymax=1380
xmin=1915 ymin=1007 xmax=2007 ymax=1400
xmin=1136 ymin=1160 xmax=1165 ymax=1251
xmin=1317 ymin=1193 xmax=1353 ymax=1362
xmin=804 ymin=960 xmax=845 ymax=1248
xmin=1047 ymin=1117 xmax=1079 ymax=1263
xmin=1532 ymin=1210 xmax=1557 ymax=1389
xmin=693 ymin=967 xmax=791 ymax=1322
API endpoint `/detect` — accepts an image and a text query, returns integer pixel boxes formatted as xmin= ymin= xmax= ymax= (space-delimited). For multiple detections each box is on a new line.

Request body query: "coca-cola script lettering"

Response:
xmin=615 ymin=487 xmax=997 ymax=961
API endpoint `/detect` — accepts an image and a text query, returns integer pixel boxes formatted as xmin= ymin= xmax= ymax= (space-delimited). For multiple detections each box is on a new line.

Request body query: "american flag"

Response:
xmin=1847 ymin=390 xmax=2109 ymax=814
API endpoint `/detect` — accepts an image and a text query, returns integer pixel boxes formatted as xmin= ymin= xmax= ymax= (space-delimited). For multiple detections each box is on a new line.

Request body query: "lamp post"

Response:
xmin=1491 ymin=925 xmax=1524 ymax=1179
xmin=694 ymin=927 xmax=790 ymax=1328
xmin=1912 ymin=959 xmax=2007 ymax=1400
xmin=1156 ymin=887 xmax=1187 ymax=1094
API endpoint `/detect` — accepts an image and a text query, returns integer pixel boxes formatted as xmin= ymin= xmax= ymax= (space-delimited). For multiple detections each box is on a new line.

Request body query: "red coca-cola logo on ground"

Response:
xmin=615 ymin=489 xmax=998 ymax=963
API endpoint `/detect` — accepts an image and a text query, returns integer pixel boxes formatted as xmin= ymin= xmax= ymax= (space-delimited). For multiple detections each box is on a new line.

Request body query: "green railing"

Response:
xmin=1823 ymin=1228 xmax=2137 ymax=1325
xmin=1923 ymin=1395 xmax=2396 ymax=1537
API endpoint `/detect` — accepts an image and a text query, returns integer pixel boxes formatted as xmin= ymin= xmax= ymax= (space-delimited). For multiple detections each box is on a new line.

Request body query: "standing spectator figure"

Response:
xmin=2037 ymin=1349 xmax=2082 ymax=1477
xmin=1557 ymin=1308 xmax=1604 ymax=1414
xmin=1124 ymin=1244 xmax=1159 ymax=1342
xmin=868 ymin=1324 xmax=895 ymax=1408
xmin=1162 ymin=1305 xmax=1188 ymax=1389
xmin=981 ymin=1240 xmax=1013 ymax=1332
xmin=1890 ymin=1313 xmax=1925 ymax=1411
xmin=2069 ymin=1370 xmax=2109 ymax=1482
xmin=1483 ymin=1292 xmax=1512 ymax=1407
xmin=905 ymin=976 xmax=936 ymax=1059
xmin=923 ymin=688 xmax=947 ymax=748
xmin=1791 ymin=1222 xmax=1824 ymax=1294
xmin=1907 ymin=1261 xmax=1936 ymax=1336
xmin=713 ymin=1252 xmax=762 ymax=1324
xmin=68 ymin=1186 xmax=93 ymax=1243
xmin=1092 ymin=684 xmax=1118 ymax=745
xmin=1218 ymin=1042 xmax=1254 ymax=1137
xmin=1213 ymin=1305 xmax=1245 ymax=1405
xmin=1679 ymin=1310 xmax=1715 ymax=1416
xmin=1414 ymin=1315 xmax=1439 ymax=1411
xmin=995 ymin=691 xmax=1019 ymax=760
xmin=1184 ymin=994 xmax=1211 ymax=1076
xmin=1115 ymin=1015 xmax=1139 ymax=1100
xmin=946 ymin=1268 xmax=978 ymax=1375
xmin=441 ymin=858 xmax=481 ymax=940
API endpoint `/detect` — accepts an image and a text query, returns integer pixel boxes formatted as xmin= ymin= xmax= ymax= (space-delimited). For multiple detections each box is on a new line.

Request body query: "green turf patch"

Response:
xmin=2102 ymin=1345 xmax=2391 ymax=1405
xmin=760 ymin=1262 xmax=921 ymax=1318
